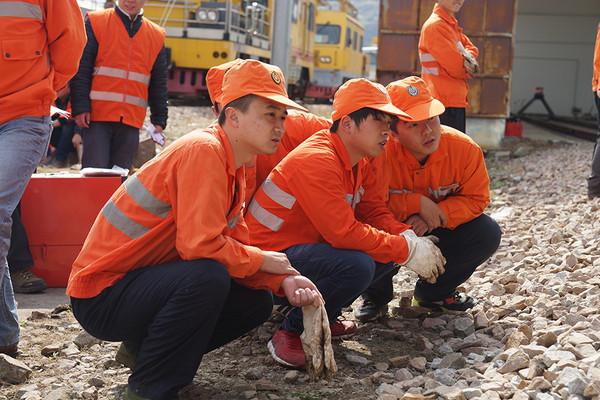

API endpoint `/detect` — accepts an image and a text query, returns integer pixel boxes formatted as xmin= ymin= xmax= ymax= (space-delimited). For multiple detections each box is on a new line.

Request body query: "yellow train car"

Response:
xmin=306 ymin=0 xmax=368 ymax=100
xmin=143 ymin=0 xmax=317 ymax=99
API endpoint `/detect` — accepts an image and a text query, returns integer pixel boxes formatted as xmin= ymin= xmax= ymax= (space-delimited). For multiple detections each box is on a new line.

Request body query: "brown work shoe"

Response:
xmin=10 ymin=268 xmax=47 ymax=294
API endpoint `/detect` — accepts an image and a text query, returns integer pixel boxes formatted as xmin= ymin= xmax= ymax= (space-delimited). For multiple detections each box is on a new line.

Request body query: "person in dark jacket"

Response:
xmin=71 ymin=0 xmax=168 ymax=170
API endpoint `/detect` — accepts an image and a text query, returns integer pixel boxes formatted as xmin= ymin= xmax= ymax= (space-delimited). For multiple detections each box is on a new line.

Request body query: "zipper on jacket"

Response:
xmin=120 ymin=37 xmax=133 ymax=119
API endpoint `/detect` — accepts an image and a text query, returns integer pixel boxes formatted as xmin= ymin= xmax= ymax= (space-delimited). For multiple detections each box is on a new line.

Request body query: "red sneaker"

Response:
xmin=329 ymin=319 xmax=357 ymax=338
xmin=268 ymin=329 xmax=305 ymax=368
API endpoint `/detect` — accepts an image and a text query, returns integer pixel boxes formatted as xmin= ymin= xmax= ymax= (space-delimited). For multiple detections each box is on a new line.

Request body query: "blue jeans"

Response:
xmin=362 ymin=213 xmax=501 ymax=304
xmin=71 ymin=259 xmax=273 ymax=399
xmin=0 ymin=116 xmax=52 ymax=347
xmin=280 ymin=243 xmax=397 ymax=333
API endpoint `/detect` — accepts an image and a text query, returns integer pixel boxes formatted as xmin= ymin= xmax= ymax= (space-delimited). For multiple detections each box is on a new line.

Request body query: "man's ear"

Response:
xmin=340 ymin=115 xmax=353 ymax=133
xmin=225 ymin=107 xmax=240 ymax=127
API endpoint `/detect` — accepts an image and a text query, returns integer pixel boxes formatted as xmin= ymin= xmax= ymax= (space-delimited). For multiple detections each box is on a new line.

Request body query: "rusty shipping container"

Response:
xmin=377 ymin=0 xmax=518 ymax=118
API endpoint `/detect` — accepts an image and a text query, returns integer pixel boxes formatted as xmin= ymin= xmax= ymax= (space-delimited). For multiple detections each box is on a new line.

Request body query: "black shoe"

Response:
xmin=353 ymin=300 xmax=387 ymax=323
xmin=412 ymin=291 xmax=477 ymax=311
xmin=10 ymin=268 xmax=47 ymax=294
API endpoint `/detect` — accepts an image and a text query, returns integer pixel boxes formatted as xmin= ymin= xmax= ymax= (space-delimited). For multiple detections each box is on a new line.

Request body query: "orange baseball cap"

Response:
xmin=206 ymin=59 xmax=241 ymax=105
xmin=331 ymin=78 xmax=411 ymax=122
xmin=221 ymin=59 xmax=308 ymax=112
xmin=386 ymin=76 xmax=445 ymax=122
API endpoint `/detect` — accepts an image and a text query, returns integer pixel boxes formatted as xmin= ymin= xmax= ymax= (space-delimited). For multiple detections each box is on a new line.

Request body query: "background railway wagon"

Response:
xmin=306 ymin=0 xmax=368 ymax=100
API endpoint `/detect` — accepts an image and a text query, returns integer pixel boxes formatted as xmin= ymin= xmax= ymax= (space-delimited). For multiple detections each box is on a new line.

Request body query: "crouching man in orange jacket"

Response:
xmin=355 ymin=76 xmax=501 ymax=322
xmin=246 ymin=78 xmax=447 ymax=369
xmin=67 ymin=60 xmax=323 ymax=400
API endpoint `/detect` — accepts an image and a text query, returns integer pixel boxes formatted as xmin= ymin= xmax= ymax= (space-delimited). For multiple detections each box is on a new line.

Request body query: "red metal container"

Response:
xmin=20 ymin=174 xmax=122 ymax=287
xmin=504 ymin=121 xmax=523 ymax=137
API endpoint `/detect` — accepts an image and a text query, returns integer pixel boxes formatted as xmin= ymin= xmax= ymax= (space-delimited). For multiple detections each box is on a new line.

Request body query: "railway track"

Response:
xmin=518 ymin=113 xmax=598 ymax=142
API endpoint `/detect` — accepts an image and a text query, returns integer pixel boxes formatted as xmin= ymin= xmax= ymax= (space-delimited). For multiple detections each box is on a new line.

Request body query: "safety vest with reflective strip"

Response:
xmin=375 ymin=125 xmax=490 ymax=229
xmin=0 ymin=0 xmax=85 ymax=124
xmin=246 ymin=130 xmax=411 ymax=265
xmin=418 ymin=3 xmax=478 ymax=108
xmin=88 ymin=8 xmax=165 ymax=129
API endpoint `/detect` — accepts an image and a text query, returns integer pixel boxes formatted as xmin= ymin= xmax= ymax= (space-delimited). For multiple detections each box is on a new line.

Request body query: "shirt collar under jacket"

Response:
xmin=114 ymin=3 xmax=144 ymax=21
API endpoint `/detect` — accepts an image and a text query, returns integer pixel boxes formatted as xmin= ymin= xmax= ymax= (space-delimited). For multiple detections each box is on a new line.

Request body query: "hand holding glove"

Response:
xmin=457 ymin=41 xmax=479 ymax=78
xmin=399 ymin=230 xmax=446 ymax=284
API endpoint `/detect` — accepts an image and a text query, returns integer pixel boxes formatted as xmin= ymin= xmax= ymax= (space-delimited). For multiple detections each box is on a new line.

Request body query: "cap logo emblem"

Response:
xmin=407 ymin=85 xmax=419 ymax=96
xmin=271 ymin=71 xmax=282 ymax=85
xmin=375 ymin=83 xmax=387 ymax=94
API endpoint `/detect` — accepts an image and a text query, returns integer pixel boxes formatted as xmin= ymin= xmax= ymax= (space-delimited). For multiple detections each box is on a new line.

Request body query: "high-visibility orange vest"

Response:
xmin=87 ymin=9 xmax=165 ymax=129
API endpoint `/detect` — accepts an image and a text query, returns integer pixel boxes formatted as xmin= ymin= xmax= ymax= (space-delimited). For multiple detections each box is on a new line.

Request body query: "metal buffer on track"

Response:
xmin=517 ymin=87 xmax=596 ymax=142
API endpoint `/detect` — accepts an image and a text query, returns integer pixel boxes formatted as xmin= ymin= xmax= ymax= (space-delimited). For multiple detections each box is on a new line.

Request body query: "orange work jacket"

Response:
xmin=0 ymin=0 xmax=85 ymax=125
xmin=67 ymin=124 xmax=288 ymax=299
xmin=373 ymin=125 xmax=490 ymax=229
xmin=88 ymin=8 xmax=165 ymax=129
xmin=246 ymin=129 xmax=411 ymax=264
xmin=418 ymin=4 xmax=478 ymax=108
xmin=593 ymin=22 xmax=600 ymax=92
xmin=244 ymin=110 xmax=332 ymax=205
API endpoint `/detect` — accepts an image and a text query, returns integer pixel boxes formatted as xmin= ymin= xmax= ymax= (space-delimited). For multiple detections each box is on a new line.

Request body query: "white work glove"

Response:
xmin=457 ymin=41 xmax=479 ymax=77
xmin=399 ymin=230 xmax=446 ymax=284
xmin=597 ymin=89 xmax=600 ymax=99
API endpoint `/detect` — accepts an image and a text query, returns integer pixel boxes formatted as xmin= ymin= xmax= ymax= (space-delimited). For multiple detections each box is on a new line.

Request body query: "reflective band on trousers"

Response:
xmin=93 ymin=66 xmax=151 ymax=85
xmin=0 ymin=1 xmax=43 ymax=20
xmin=421 ymin=67 xmax=439 ymax=76
xmin=419 ymin=53 xmax=436 ymax=63
xmin=90 ymin=90 xmax=148 ymax=108
xmin=101 ymin=174 xmax=172 ymax=239
xmin=390 ymin=189 xmax=413 ymax=194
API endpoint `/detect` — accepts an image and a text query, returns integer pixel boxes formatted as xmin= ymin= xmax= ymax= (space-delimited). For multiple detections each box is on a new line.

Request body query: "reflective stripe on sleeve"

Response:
xmin=421 ymin=67 xmax=439 ymax=76
xmin=0 ymin=1 xmax=43 ymax=20
xmin=227 ymin=213 xmax=240 ymax=229
xmin=419 ymin=53 xmax=436 ymax=63
xmin=101 ymin=200 xmax=150 ymax=239
xmin=90 ymin=90 xmax=148 ymax=108
xmin=248 ymin=200 xmax=284 ymax=232
xmin=261 ymin=177 xmax=296 ymax=209
xmin=93 ymin=66 xmax=151 ymax=85
xmin=123 ymin=175 xmax=172 ymax=218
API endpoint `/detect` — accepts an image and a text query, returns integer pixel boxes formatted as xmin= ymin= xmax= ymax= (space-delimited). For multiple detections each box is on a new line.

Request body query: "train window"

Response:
xmin=315 ymin=24 xmax=340 ymax=44
xmin=360 ymin=35 xmax=364 ymax=51
xmin=346 ymin=27 xmax=351 ymax=48
xmin=308 ymin=2 xmax=314 ymax=32
xmin=353 ymin=31 xmax=357 ymax=50
xmin=292 ymin=0 xmax=298 ymax=23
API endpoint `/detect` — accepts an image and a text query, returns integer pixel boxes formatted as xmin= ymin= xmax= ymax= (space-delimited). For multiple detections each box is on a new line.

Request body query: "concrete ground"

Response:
xmin=11 ymin=120 xmax=595 ymax=323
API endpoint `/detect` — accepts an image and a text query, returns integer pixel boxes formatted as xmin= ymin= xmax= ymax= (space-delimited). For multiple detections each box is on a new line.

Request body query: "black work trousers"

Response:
xmin=71 ymin=259 xmax=273 ymax=400
xmin=439 ymin=107 xmax=466 ymax=133
xmin=362 ymin=213 xmax=501 ymax=304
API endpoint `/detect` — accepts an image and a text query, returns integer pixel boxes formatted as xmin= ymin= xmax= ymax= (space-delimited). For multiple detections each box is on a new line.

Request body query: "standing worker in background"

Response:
xmin=0 ymin=0 xmax=85 ymax=357
xmin=587 ymin=22 xmax=600 ymax=199
xmin=419 ymin=0 xmax=479 ymax=133
xmin=71 ymin=0 xmax=168 ymax=171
